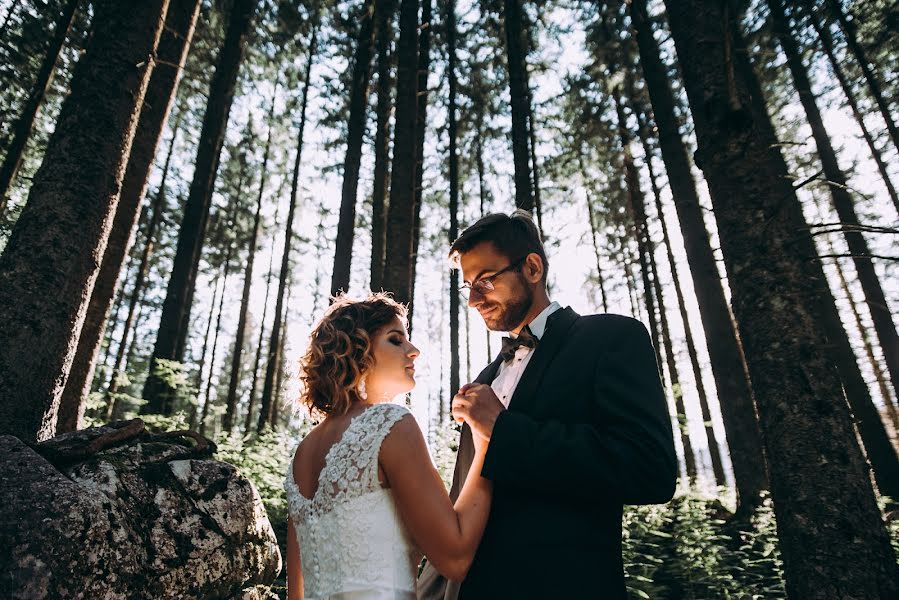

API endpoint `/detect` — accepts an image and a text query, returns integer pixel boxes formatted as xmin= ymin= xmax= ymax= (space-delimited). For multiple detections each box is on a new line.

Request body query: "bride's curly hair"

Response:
xmin=299 ymin=292 xmax=408 ymax=420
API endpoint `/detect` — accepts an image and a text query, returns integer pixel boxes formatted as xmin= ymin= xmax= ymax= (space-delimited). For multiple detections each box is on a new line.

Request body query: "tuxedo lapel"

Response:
xmin=449 ymin=354 xmax=503 ymax=502
xmin=506 ymin=306 xmax=579 ymax=415
xmin=476 ymin=353 xmax=504 ymax=384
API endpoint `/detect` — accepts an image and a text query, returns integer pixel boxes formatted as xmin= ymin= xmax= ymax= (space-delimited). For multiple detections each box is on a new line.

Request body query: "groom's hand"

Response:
xmin=451 ymin=383 xmax=505 ymax=441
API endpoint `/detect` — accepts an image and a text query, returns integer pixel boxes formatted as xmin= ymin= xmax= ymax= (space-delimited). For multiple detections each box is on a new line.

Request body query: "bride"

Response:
xmin=284 ymin=293 xmax=492 ymax=600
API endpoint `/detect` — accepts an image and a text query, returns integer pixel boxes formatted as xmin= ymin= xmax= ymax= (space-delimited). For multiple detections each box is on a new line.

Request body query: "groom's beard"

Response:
xmin=482 ymin=281 xmax=533 ymax=332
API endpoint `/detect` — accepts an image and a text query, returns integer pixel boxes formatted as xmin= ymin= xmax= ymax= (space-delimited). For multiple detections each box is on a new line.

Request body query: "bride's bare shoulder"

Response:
xmin=379 ymin=412 xmax=428 ymax=464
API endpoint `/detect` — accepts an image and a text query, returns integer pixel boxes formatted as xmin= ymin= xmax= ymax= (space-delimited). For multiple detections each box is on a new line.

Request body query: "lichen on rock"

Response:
xmin=0 ymin=420 xmax=282 ymax=599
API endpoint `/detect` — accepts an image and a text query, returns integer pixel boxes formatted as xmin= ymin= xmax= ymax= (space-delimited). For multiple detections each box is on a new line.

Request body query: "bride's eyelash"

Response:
xmin=390 ymin=338 xmax=403 ymax=346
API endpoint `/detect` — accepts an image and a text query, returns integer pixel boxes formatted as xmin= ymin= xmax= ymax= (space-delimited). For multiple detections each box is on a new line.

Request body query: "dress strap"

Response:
xmin=358 ymin=403 xmax=411 ymax=490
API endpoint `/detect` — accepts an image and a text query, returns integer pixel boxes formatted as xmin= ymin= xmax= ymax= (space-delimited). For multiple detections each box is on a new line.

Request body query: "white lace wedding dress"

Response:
xmin=284 ymin=402 xmax=420 ymax=599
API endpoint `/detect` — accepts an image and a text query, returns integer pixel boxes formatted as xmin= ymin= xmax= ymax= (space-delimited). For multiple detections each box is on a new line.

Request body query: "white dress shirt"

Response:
xmin=491 ymin=301 xmax=562 ymax=408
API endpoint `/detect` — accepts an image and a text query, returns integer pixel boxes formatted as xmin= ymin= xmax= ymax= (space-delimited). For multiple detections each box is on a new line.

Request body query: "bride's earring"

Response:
xmin=357 ymin=374 xmax=368 ymax=400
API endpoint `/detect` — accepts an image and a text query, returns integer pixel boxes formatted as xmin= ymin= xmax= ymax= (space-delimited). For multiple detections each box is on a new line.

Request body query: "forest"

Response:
xmin=0 ymin=0 xmax=897 ymax=598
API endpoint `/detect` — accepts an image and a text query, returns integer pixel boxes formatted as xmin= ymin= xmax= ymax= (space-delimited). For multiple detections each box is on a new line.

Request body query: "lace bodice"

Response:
xmin=284 ymin=403 xmax=419 ymax=600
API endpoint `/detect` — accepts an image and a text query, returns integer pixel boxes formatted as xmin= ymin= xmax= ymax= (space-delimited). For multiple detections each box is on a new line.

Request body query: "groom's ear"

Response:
xmin=522 ymin=253 xmax=545 ymax=283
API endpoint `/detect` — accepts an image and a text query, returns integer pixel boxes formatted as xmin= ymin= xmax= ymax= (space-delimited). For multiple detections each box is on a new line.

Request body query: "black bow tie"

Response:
xmin=500 ymin=326 xmax=538 ymax=362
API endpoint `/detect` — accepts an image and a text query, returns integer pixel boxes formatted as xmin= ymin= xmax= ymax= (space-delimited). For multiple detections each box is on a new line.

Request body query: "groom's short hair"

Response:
xmin=448 ymin=210 xmax=548 ymax=282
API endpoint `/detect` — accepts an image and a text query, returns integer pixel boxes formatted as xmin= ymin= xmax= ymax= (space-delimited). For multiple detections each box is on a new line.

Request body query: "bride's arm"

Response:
xmin=286 ymin=516 xmax=304 ymax=600
xmin=379 ymin=414 xmax=492 ymax=582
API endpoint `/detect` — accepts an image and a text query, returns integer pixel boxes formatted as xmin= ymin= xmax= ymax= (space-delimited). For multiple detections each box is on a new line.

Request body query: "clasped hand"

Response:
xmin=451 ymin=383 xmax=505 ymax=444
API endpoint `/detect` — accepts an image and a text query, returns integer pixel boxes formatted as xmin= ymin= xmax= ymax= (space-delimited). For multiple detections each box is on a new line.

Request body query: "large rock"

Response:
xmin=0 ymin=420 xmax=281 ymax=599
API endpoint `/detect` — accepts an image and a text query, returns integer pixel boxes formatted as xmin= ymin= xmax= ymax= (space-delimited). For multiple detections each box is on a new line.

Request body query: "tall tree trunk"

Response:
xmin=447 ymin=0 xmax=460 ymax=401
xmin=475 ymin=100 xmax=489 ymax=216
xmin=223 ymin=92 xmax=275 ymax=434
xmin=630 ymin=0 xmax=768 ymax=509
xmin=0 ymin=0 xmax=80 ymax=217
xmin=577 ymin=145 xmax=609 ymax=313
xmin=823 ymin=0 xmax=899 ymax=154
xmin=817 ymin=199 xmax=899 ymax=433
xmin=105 ymin=122 xmax=181 ymax=419
xmin=199 ymin=223 xmax=238 ymax=435
xmin=381 ymin=0 xmax=419 ymax=306
xmin=370 ymin=0 xmax=396 ymax=291
xmin=737 ymin=18 xmax=899 ymax=500
xmin=663 ymin=1 xmax=898 ymax=594
xmin=143 ymin=0 xmax=255 ymax=414
xmin=634 ymin=104 xmax=726 ymax=487
xmin=619 ymin=232 xmax=640 ymax=320
xmin=408 ymin=0 xmax=433 ymax=326
xmin=527 ymin=89 xmax=542 ymax=232
xmin=0 ymin=0 xmax=168 ymax=442
xmin=614 ymin=93 xmax=696 ymax=481
xmin=188 ymin=274 xmax=220 ymax=432
xmin=330 ymin=0 xmax=378 ymax=297
xmin=801 ymin=1 xmax=899 ymax=216
xmin=258 ymin=16 xmax=318 ymax=433
xmin=270 ymin=308 xmax=288 ymax=431
xmin=480 ymin=99 xmax=492 ymax=362
xmin=58 ymin=0 xmax=200 ymax=432
xmin=245 ymin=228 xmax=277 ymax=434
xmin=769 ymin=0 xmax=899 ymax=401
xmin=97 ymin=260 xmax=131 ymax=388
xmin=107 ymin=288 xmax=150 ymax=421
xmin=502 ymin=0 xmax=533 ymax=212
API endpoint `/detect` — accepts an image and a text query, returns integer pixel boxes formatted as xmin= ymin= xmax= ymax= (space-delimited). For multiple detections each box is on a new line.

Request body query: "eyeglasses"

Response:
xmin=460 ymin=257 xmax=526 ymax=299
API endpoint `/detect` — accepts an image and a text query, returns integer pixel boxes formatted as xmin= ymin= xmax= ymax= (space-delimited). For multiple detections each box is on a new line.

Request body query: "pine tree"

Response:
xmin=224 ymin=89 xmax=276 ymax=434
xmin=259 ymin=9 xmax=319 ymax=434
xmin=629 ymin=0 xmax=768 ymax=509
xmin=0 ymin=0 xmax=79 ymax=216
xmin=502 ymin=0 xmax=533 ymax=212
xmin=330 ymin=0 xmax=378 ymax=297
xmin=446 ymin=0 xmax=461 ymax=403
xmin=382 ymin=0 xmax=419 ymax=305
xmin=369 ymin=0 xmax=396 ymax=291
xmin=663 ymin=0 xmax=898 ymax=593
xmin=0 ymin=0 xmax=168 ymax=442
xmin=143 ymin=0 xmax=256 ymax=414
xmin=57 ymin=0 xmax=201 ymax=431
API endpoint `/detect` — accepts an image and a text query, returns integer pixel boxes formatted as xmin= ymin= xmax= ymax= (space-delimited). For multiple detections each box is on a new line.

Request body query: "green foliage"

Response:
xmin=151 ymin=358 xmax=200 ymax=414
xmin=139 ymin=411 xmax=192 ymax=433
xmin=214 ymin=428 xmax=307 ymax=527
xmin=879 ymin=496 xmax=899 ymax=560
xmin=623 ymin=492 xmax=786 ymax=599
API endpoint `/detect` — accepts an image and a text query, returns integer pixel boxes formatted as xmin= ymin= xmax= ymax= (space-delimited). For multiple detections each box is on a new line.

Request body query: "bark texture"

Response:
xmin=0 ymin=0 xmax=168 ymax=442
xmin=369 ymin=0 xmax=396 ymax=291
xmin=664 ymin=0 xmax=899 ymax=595
xmin=502 ymin=0 xmax=534 ymax=211
xmin=57 ymin=0 xmax=201 ymax=432
xmin=630 ymin=0 xmax=768 ymax=509
xmin=381 ymin=0 xmax=419 ymax=305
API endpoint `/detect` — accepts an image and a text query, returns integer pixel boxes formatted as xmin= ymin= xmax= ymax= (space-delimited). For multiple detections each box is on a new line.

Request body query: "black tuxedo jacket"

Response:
xmin=418 ymin=307 xmax=677 ymax=599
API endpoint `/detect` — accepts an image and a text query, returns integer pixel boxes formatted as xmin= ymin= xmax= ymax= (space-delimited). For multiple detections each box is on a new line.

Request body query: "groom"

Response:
xmin=418 ymin=210 xmax=677 ymax=599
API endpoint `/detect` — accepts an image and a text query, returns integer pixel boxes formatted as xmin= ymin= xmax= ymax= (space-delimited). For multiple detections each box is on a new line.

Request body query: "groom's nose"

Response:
xmin=467 ymin=288 xmax=485 ymax=308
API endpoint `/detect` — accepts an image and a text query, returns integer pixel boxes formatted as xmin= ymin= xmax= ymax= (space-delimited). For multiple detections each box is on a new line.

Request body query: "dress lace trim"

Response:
xmin=284 ymin=402 xmax=410 ymax=524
